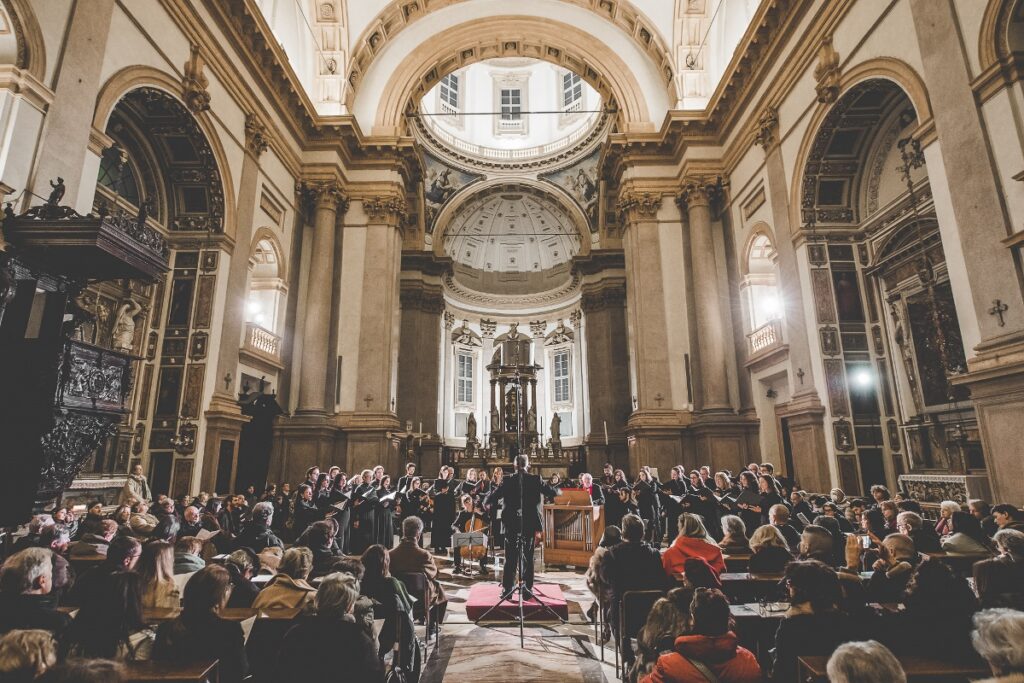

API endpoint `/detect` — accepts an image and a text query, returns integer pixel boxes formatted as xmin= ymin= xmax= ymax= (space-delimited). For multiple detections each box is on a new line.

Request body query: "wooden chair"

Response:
xmin=394 ymin=571 xmax=434 ymax=654
xmin=615 ymin=589 xmax=665 ymax=679
xmin=245 ymin=616 xmax=299 ymax=682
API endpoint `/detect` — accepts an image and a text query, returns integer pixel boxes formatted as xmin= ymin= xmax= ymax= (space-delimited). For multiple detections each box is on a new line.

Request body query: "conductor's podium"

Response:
xmin=543 ymin=489 xmax=605 ymax=566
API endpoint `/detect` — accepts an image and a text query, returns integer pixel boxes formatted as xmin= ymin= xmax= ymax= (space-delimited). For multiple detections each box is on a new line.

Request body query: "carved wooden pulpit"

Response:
xmin=0 ymin=192 xmax=169 ymax=524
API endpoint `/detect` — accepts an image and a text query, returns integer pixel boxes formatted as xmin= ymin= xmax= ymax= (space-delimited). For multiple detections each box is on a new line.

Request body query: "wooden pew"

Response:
xmin=798 ymin=655 xmax=990 ymax=682
xmin=723 ymin=553 xmax=751 ymax=572
xmin=923 ymin=551 xmax=992 ymax=578
xmin=123 ymin=660 xmax=218 ymax=683
xmin=140 ymin=607 xmax=300 ymax=623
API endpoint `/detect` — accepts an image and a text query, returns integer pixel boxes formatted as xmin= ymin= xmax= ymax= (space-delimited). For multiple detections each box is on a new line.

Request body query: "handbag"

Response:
xmin=682 ymin=655 xmax=721 ymax=683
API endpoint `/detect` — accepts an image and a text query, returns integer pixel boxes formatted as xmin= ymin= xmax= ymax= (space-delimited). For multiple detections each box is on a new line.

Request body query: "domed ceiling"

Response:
xmin=441 ymin=185 xmax=582 ymax=273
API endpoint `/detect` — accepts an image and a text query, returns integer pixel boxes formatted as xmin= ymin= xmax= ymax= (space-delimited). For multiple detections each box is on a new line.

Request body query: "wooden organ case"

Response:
xmin=543 ymin=489 xmax=605 ymax=566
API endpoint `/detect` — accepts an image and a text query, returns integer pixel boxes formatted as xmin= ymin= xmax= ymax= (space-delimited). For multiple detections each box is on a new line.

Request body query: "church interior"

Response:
xmin=2 ymin=0 xmax=1024 ymax=681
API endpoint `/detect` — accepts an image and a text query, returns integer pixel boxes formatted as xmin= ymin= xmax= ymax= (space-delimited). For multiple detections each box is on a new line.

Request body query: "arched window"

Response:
xmin=246 ymin=237 xmax=285 ymax=334
xmin=744 ymin=233 xmax=780 ymax=331
xmin=97 ymin=149 xmax=141 ymax=207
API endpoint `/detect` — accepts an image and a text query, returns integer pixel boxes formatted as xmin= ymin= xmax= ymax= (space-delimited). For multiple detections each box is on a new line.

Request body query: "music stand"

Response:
xmin=451 ymin=530 xmax=488 ymax=578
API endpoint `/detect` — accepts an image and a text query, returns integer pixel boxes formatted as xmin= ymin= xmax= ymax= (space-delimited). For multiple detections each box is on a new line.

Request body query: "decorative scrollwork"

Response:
xmin=38 ymin=412 xmax=120 ymax=495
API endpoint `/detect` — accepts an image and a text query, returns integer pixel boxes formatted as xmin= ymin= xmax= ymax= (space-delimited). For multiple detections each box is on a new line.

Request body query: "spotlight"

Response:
xmin=853 ymin=369 xmax=873 ymax=388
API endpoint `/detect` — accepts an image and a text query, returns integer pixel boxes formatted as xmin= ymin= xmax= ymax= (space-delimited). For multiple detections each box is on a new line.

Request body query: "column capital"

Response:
xmin=361 ymin=194 xmax=408 ymax=224
xmin=754 ymin=106 xmax=779 ymax=151
xmin=244 ymin=113 xmax=270 ymax=157
xmin=296 ymin=179 xmax=347 ymax=212
xmin=678 ymin=175 xmax=726 ymax=216
xmin=581 ymin=278 xmax=627 ymax=313
xmin=616 ymin=191 xmax=663 ymax=225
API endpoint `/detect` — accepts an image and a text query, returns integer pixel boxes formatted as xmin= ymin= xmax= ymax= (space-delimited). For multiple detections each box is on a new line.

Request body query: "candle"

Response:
xmin=419 ymin=421 xmax=422 ymax=434
xmin=604 ymin=420 xmax=609 ymax=446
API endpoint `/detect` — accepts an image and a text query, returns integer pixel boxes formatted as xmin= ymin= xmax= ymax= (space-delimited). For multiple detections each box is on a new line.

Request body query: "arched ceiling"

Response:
xmin=441 ymin=184 xmax=582 ymax=273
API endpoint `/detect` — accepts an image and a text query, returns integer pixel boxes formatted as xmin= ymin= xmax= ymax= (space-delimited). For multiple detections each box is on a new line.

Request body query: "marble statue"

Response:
xmin=467 ymin=412 xmax=477 ymax=442
xmin=112 ymin=300 xmax=142 ymax=353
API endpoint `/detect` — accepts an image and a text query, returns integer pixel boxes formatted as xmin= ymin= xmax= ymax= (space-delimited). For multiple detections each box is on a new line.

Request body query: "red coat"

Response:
xmin=662 ymin=536 xmax=726 ymax=577
xmin=640 ymin=633 xmax=762 ymax=683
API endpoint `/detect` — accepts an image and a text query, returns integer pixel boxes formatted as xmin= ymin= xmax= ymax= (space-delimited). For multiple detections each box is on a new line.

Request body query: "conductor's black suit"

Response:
xmin=485 ymin=469 xmax=559 ymax=591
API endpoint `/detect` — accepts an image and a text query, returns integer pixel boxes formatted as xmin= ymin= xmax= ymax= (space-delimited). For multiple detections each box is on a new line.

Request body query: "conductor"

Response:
xmin=485 ymin=454 xmax=559 ymax=595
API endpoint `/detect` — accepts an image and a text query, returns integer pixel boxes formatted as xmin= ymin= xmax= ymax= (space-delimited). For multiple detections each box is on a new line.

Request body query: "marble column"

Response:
xmin=680 ymin=178 xmax=759 ymax=475
xmin=759 ymin=114 xmax=830 ymax=492
xmin=296 ymin=181 xmax=344 ymax=414
xmin=909 ymin=0 xmax=1024 ymax=505
xmin=31 ymin=0 xmax=116 ymax=212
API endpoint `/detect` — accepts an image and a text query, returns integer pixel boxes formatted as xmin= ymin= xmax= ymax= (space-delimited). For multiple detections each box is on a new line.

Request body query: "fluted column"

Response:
xmin=296 ymin=181 xmax=345 ymax=414
xmin=680 ymin=178 xmax=731 ymax=412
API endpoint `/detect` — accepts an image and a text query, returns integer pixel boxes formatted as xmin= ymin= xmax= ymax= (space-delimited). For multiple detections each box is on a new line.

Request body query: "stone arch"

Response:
xmin=358 ymin=15 xmax=670 ymax=136
xmin=979 ymin=0 xmax=1023 ymax=71
xmin=92 ymin=67 xmax=237 ymax=238
xmin=250 ymin=226 xmax=288 ymax=283
xmin=789 ymin=59 xmax=933 ymax=233
xmin=0 ymin=0 xmax=46 ymax=80
xmin=741 ymin=222 xmax=778 ymax=277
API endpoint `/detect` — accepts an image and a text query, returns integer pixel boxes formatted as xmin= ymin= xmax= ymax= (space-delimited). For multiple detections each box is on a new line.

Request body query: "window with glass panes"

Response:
xmin=553 ymin=349 xmax=570 ymax=403
xmin=440 ymin=74 xmax=459 ymax=111
xmin=562 ymin=72 xmax=582 ymax=109
xmin=500 ymin=88 xmax=522 ymax=120
xmin=457 ymin=351 xmax=474 ymax=404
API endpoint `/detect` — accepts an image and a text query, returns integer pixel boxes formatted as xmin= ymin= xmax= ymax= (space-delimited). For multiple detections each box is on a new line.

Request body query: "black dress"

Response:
xmin=431 ymin=490 xmax=457 ymax=551
xmin=326 ymin=487 xmax=351 ymax=554
xmin=635 ymin=482 xmax=659 ymax=542
xmin=349 ymin=484 xmax=378 ymax=554
xmin=375 ymin=486 xmax=397 ymax=549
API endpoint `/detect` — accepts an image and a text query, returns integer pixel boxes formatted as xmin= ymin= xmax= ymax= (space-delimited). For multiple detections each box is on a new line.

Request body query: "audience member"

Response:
xmin=771 ymin=560 xmax=853 ymax=682
xmin=0 ymin=629 xmax=57 ymax=681
xmin=769 ymin=505 xmax=801 ymax=551
xmin=935 ymin=500 xmax=960 ymax=537
xmin=151 ymin=498 xmax=180 ymax=543
xmin=718 ymin=516 xmax=750 ymax=553
xmin=251 ymin=547 xmax=316 ymax=613
xmin=137 ymin=541 xmax=179 ymax=610
xmin=61 ymin=571 xmax=154 ymax=661
xmin=359 ymin=545 xmax=416 ymax=664
xmin=941 ymin=511 xmax=994 ymax=554
xmin=0 ymin=549 xmax=70 ymax=636
xmin=896 ymin=511 xmax=941 ymax=553
xmin=127 ymin=500 xmax=158 ymax=538
xmin=971 ymin=608 xmax=1024 ymax=682
xmin=223 ymin=548 xmax=260 ymax=608
xmin=627 ymin=591 xmax=689 ymax=683
xmin=68 ymin=519 xmax=117 ymax=557
xmin=991 ymin=504 xmax=1024 ymax=533
xmin=640 ymin=588 xmax=761 ymax=683
xmin=387 ymin=516 xmax=447 ymax=629
xmin=812 ymin=515 xmax=846 ymax=567
xmin=585 ymin=525 xmax=621 ymax=629
xmin=973 ymin=529 xmax=1024 ymax=609
xmin=796 ymin=524 xmax=834 ymax=565
xmin=864 ymin=533 xmax=918 ymax=604
xmin=297 ymin=521 xmax=341 ymax=579
xmin=172 ymin=537 xmax=206 ymax=575
xmin=232 ymin=501 xmax=283 ymax=552
xmin=662 ymin=513 xmax=726 ymax=577
xmin=37 ymin=659 xmax=125 ymax=683
xmin=275 ymin=572 xmax=385 ymax=682
xmin=826 ymin=640 xmax=906 ymax=683
xmin=152 ymin=565 xmax=248 ymax=683
xmin=969 ymin=500 xmax=999 ymax=538
xmin=328 ymin=557 xmax=375 ymax=638
xmin=747 ymin=525 xmax=792 ymax=574
xmin=66 ymin=536 xmax=140 ymax=607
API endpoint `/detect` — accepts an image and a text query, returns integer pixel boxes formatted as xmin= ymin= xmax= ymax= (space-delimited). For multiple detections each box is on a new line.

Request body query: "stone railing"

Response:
xmin=747 ymin=318 xmax=783 ymax=357
xmin=243 ymin=322 xmax=281 ymax=363
xmin=419 ymin=110 xmax=599 ymax=161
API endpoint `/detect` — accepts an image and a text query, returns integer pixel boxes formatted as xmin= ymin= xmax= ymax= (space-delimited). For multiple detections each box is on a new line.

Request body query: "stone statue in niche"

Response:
xmin=888 ymin=299 xmax=923 ymax=414
xmin=504 ymin=390 xmax=519 ymax=432
xmin=490 ymin=405 xmax=500 ymax=433
xmin=466 ymin=412 xmax=477 ymax=442
xmin=527 ymin=405 xmax=537 ymax=434
xmin=112 ymin=300 xmax=143 ymax=353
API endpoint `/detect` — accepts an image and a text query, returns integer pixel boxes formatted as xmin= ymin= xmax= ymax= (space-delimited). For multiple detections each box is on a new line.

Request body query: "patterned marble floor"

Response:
xmin=416 ymin=550 xmax=617 ymax=683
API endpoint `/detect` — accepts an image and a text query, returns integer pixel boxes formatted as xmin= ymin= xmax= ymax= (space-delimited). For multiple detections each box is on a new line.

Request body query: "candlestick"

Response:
xmin=419 ymin=421 xmax=422 ymax=434
xmin=604 ymin=420 xmax=609 ymax=446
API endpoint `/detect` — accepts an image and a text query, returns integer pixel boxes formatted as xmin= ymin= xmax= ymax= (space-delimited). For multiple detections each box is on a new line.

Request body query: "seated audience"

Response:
xmin=586 ymin=525 xmax=620 ymax=641
xmin=153 ymin=565 xmax=248 ymax=683
xmin=747 ymin=525 xmax=792 ymax=574
xmin=771 ymin=560 xmax=853 ymax=682
xmin=991 ymin=504 xmax=1024 ymax=533
xmin=969 ymin=500 xmax=999 ymax=538
xmin=36 ymin=659 xmax=125 ymax=683
xmin=935 ymin=500 xmax=960 ymax=537
xmin=0 ymin=629 xmax=57 ymax=681
xmin=973 ymin=529 xmax=1024 ymax=608
xmin=275 ymin=572 xmax=385 ymax=682
xmin=663 ymin=513 xmax=726 ymax=578
xmin=812 ymin=514 xmax=847 ymax=567
xmin=769 ymin=504 xmax=801 ymax=551
xmin=864 ymin=533 xmax=919 ymax=604
xmin=882 ymin=558 xmax=980 ymax=663
xmin=328 ymin=557 xmax=375 ymax=638
xmin=789 ymin=491 xmax=813 ymax=528
xmin=223 ymin=548 xmax=260 ymax=608
xmin=67 ymin=536 xmax=141 ymax=606
xmin=76 ymin=502 xmax=106 ymax=538
xmin=251 ymin=547 xmax=316 ymax=612
xmin=606 ymin=515 xmax=672 ymax=669
xmin=61 ymin=571 xmax=154 ymax=660
xmin=860 ymin=508 xmax=888 ymax=546
xmin=826 ymin=640 xmax=906 ymax=683
xmin=941 ymin=511 xmax=995 ymax=555
xmin=387 ymin=515 xmax=447 ymax=628
xmin=718 ymin=515 xmax=750 ymax=554
xmin=172 ymin=537 xmax=206 ymax=575
xmin=0 ymin=549 xmax=71 ymax=636
xmin=641 ymin=588 xmax=761 ymax=683
xmin=971 ymin=608 xmax=1024 ymax=682
xmin=179 ymin=505 xmax=203 ymax=538
xmin=127 ymin=500 xmax=158 ymax=538
xmin=896 ymin=510 xmax=941 ymax=553
xmin=297 ymin=521 xmax=341 ymax=579
xmin=68 ymin=519 xmax=117 ymax=557
xmin=627 ymin=590 xmax=690 ymax=683
xmin=360 ymin=545 xmax=416 ymax=664
xmin=821 ymin=501 xmax=854 ymax=532
xmin=232 ymin=501 xmax=283 ymax=552
xmin=137 ymin=541 xmax=179 ymax=610
xmin=796 ymin=524 xmax=834 ymax=565
xmin=151 ymin=498 xmax=180 ymax=543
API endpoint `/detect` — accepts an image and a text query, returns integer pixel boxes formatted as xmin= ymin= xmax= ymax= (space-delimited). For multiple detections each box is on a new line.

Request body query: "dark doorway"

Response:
xmin=780 ymin=417 xmax=796 ymax=483
xmin=858 ymin=448 xmax=886 ymax=494
xmin=234 ymin=390 xmax=283 ymax=494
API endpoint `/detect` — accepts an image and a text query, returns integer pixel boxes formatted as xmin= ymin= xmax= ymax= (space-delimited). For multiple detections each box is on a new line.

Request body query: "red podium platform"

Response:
xmin=465 ymin=583 xmax=569 ymax=622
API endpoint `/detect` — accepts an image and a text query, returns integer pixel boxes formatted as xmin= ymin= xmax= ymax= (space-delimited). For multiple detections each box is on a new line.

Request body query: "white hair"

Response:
xmin=402 ymin=515 xmax=424 ymax=539
xmin=251 ymin=501 xmax=274 ymax=524
xmin=721 ymin=515 xmax=746 ymax=538
xmin=939 ymin=500 xmax=961 ymax=516
xmin=826 ymin=640 xmax=906 ymax=683
xmin=0 ymin=548 xmax=53 ymax=594
xmin=972 ymin=609 xmax=1024 ymax=675
xmin=315 ymin=572 xmax=360 ymax=618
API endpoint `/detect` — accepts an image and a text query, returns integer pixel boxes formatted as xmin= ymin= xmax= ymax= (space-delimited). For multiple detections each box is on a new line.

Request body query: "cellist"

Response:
xmin=452 ymin=494 xmax=487 ymax=576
